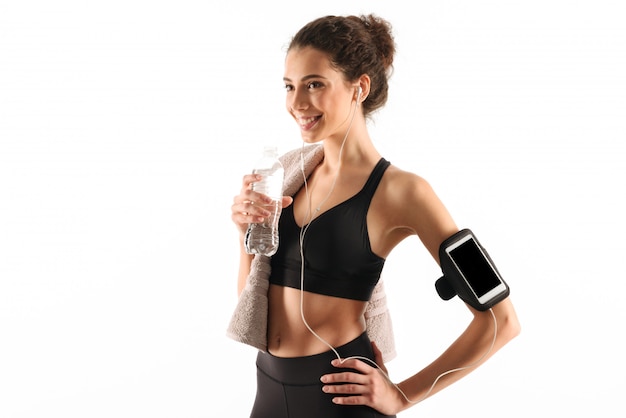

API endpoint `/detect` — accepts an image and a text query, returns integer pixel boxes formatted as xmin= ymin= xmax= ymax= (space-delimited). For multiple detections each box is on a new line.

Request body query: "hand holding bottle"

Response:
xmin=231 ymin=147 xmax=293 ymax=256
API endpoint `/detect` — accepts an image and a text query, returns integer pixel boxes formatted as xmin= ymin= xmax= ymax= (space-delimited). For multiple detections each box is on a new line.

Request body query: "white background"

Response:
xmin=1 ymin=1 xmax=624 ymax=417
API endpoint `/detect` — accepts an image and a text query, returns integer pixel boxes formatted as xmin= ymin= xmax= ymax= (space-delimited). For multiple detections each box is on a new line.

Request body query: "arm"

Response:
xmin=394 ymin=298 xmax=520 ymax=409
xmin=323 ymin=298 xmax=519 ymax=414
xmin=321 ymin=171 xmax=521 ymax=414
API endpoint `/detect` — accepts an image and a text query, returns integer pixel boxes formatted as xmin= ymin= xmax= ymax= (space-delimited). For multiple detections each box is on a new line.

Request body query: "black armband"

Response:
xmin=435 ymin=229 xmax=510 ymax=311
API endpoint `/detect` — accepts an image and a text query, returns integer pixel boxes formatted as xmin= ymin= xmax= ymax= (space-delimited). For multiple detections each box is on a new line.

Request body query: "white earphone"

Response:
xmin=356 ymin=86 xmax=363 ymax=106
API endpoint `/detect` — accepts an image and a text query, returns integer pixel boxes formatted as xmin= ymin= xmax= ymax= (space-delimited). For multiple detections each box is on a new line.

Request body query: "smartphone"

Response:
xmin=442 ymin=230 xmax=509 ymax=308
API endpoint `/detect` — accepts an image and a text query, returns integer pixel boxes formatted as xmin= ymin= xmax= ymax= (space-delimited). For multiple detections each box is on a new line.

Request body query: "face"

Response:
xmin=283 ymin=47 xmax=357 ymax=143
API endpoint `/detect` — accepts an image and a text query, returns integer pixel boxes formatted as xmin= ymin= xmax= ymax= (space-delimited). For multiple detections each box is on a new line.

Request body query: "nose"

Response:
xmin=288 ymin=88 xmax=308 ymax=112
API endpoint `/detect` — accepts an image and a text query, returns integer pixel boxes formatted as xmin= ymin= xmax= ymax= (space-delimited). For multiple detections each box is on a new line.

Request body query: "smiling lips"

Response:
xmin=297 ymin=115 xmax=321 ymax=131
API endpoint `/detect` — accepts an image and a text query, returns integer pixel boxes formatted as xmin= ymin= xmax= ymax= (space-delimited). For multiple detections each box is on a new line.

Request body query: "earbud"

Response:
xmin=356 ymin=86 xmax=363 ymax=106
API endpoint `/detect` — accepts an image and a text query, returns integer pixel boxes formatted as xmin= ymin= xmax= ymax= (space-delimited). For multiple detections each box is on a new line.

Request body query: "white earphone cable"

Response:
xmin=296 ymin=88 xmax=497 ymax=405
xmin=297 ymin=92 xmax=357 ymax=358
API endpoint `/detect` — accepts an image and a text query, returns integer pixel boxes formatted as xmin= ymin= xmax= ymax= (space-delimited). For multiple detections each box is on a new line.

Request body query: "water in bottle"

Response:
xmin=244 ymin=146 xmax=284 ymax=256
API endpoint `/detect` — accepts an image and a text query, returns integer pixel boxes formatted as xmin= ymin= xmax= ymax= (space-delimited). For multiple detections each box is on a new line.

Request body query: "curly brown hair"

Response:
xmin=288 ymin=14 xmax=396 ymax=118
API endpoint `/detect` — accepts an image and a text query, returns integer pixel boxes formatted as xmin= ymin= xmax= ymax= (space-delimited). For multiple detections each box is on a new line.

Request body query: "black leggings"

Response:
xmin=250 ymin=332 xmax=396 ymax=418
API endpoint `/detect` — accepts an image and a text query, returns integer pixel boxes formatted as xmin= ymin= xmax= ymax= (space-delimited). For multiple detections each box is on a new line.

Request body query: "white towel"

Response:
xmin=226 ymin=144 xmax=396 ymax=362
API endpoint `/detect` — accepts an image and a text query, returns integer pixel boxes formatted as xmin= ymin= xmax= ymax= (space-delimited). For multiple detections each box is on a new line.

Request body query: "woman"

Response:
xmin=230 ymin=14 xmax=520 ymax=418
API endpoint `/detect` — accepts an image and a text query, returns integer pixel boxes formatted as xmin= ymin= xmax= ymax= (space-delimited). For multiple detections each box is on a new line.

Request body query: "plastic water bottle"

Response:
xmin=244 ymin=146 xmax=284 ymax=256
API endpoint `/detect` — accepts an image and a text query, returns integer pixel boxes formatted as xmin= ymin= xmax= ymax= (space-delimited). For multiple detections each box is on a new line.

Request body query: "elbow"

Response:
xmin=499 ymin=310 xmax=521 ymax=344
xmin=494 ymin=298 xmax=521 ymax=343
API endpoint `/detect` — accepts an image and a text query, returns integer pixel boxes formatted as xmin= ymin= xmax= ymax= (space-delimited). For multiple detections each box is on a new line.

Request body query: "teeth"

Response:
xmin=299 ymin=116 xmax=317 ymax=125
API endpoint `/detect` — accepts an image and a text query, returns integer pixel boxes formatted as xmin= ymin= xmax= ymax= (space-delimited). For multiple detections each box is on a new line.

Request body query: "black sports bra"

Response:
xmin=269 ymin=158 xmax=390 ymax=301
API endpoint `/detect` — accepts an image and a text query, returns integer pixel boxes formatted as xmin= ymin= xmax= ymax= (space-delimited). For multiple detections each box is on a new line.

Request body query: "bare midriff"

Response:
xmin=267 ymin=284 xmax=368 ymax=358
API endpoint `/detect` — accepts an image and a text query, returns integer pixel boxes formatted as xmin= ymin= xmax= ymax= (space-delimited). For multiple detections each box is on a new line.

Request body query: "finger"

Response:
xmin=332 ymin=358 xmax=375 ymax=374
xmin=231 ymin=185 xmax=273 ymax=218
xmin=234 ymin=174 xmax=265 ymax=204
xmin=322 ymin=383 xmax=368 ymax=396
xmin=231 ymin=201 xmax=269 ymax=223
xmin=321 ymin=382 xmax=373 ymax=407
xmin=321 ymin=370 xmax=368 ymax=385
xmin=233 ymin=189 xmax=272 ymax=207
xmin=281 ymin=196 xmax=293 ymax=208
xmin=242 ymin=174 xmax=262 ymax=190
xmin=330 ymin=394 xmax=369 ymax=406
xmin=318 ymin=358 xmax=376 ymax=385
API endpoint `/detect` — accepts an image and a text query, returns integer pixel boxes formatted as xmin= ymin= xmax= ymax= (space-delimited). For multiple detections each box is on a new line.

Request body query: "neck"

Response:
xmin=321 ymin=112 xmax=377 ymax=169
xmin=322 ymin=133 xmax=378 ymax=171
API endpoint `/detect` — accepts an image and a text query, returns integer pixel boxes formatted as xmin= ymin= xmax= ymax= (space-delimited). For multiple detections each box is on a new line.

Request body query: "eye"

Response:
xmin=307 ymin=81 xmax=322 ymax=90
xmin=284 ymin=84 xmax=294 ymax=92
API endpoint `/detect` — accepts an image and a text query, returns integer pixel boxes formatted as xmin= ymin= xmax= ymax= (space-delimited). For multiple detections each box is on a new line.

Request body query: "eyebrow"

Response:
xmin=283 ymin=74 xmax=328 ymax=82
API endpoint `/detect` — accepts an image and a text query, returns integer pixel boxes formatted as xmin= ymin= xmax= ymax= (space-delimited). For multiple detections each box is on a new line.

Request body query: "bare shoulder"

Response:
xmin=379 ymin=164 xmax=439 ymax=210
xmin=375 ymin=164 xmax=458 ymax=259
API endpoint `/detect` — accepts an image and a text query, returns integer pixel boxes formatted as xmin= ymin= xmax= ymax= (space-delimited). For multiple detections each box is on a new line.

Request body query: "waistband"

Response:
xmin=256 ymin=332 xmax=374 ymax=386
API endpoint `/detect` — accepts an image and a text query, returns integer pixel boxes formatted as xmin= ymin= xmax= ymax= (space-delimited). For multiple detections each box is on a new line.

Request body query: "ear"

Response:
xmin=354 ymin=74 xmax=371 ymax=105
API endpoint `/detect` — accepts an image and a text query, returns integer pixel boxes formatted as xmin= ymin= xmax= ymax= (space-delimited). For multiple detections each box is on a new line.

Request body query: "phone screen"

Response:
xmin=448 ymin=237 xmax=502 ymax=298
